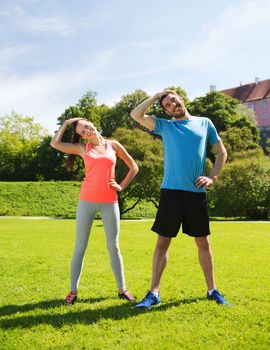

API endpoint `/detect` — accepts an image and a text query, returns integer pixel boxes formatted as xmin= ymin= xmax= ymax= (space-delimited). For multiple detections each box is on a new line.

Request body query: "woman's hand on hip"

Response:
xmin=109 ymin=179 xmax=122 ymax=192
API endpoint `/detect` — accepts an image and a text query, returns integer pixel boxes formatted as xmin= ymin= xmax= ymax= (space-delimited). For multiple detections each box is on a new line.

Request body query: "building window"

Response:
xmin=249 ymin=102 xmax=254 ymax=110
xmin=261 ymin=100 xmax=267 ymax=109
xmin=262 ymin=112 xmax=268 ymax=120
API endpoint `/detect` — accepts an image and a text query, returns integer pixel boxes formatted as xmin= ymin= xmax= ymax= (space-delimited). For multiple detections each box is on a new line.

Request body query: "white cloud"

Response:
xmin=0 ymin=45 xmax=33 ymax=66
xmin=0 ymin=46 xmax=120 ymax=132
xmin=0 ymin=2 xmax=72 ymax=36
xmin=170 ymin=0 xmax=270 ymax=69
xmin=21 ymin=16 xmax=72 ymax=35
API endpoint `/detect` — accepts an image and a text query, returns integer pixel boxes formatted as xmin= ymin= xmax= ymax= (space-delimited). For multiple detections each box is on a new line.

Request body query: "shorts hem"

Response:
xmin=151 ymin=227 xmax=177 ymax=238
xmin=183 ymin=231 xmax=211 ymax=237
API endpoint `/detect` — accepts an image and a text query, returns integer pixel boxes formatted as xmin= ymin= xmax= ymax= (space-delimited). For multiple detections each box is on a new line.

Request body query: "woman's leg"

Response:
xmin=101 ymin=202 xmax=126 ymax=291
xmin=70 ymin=200 xmax=98 ymax=292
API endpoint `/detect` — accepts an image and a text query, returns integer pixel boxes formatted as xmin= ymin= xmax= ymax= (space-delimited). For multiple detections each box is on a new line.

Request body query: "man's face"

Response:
xmin=161 ymin=93 xmax=185 ymax=118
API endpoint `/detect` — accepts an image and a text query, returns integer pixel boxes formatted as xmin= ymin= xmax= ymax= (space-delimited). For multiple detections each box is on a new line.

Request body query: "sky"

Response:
xmin=0 ymin=0 xmax=269 ymax=134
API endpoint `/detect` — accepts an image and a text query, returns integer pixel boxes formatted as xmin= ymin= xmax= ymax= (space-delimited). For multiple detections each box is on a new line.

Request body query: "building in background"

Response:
xmin=216 ymin=78 xmax=270 ymax=148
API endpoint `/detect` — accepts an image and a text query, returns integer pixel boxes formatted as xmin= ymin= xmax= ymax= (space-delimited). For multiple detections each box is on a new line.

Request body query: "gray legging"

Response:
xmin=70 ymin=200 xmax=126 ymax=292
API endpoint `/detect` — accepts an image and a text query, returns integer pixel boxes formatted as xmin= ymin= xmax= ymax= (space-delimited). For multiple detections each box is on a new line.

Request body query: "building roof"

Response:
xmin=220 ymin=79 xmax=270 ymax=102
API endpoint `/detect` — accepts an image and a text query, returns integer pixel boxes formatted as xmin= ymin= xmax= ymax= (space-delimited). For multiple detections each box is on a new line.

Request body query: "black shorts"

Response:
xmin=151 ymin=189 xmax=210 ymax=238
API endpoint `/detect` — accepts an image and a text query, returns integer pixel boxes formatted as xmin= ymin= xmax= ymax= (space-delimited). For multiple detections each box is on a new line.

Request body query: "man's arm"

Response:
xmin=130 ymin=92 xmax=167 ymax=130
xmin=195 ymin=140 xmax=227 ymax=189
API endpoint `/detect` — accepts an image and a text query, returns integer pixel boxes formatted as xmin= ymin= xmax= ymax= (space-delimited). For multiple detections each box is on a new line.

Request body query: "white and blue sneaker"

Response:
xmin=207 ymin=289 xmax=230 ymax=306
xmin=135 ymin=291 xmax=161 ymax=309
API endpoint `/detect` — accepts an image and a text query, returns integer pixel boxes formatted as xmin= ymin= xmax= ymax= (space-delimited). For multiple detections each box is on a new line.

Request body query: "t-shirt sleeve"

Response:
xmin=207 ymin=118 xmax=221 ymax=145
xmin=154 ymin=118 xmax=169 ymax=135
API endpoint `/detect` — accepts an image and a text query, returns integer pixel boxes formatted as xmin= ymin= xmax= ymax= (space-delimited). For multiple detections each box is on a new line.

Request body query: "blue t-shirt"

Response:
xmin=154 ymin=116 xmax=220 ymax=193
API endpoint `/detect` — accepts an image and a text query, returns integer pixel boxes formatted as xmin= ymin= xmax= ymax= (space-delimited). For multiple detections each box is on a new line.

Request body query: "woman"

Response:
xmin=50 ymin=118 xmax=138 ymax=304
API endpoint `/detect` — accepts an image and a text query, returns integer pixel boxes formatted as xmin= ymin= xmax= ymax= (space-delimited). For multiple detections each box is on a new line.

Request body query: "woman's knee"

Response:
xmin=106 ymin=240 xmax=120 ymax=255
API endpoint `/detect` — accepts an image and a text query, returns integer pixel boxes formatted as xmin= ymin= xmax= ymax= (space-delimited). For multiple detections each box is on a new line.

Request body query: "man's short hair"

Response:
xmin=159 ymin=90 xmax=179 ymax=109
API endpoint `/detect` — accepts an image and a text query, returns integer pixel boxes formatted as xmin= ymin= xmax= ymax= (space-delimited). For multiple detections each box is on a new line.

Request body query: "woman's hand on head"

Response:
xmin=109 ymin=179 xmax=122 ymax=192
xmin=64 ymin=118 xmax=84 ymax=126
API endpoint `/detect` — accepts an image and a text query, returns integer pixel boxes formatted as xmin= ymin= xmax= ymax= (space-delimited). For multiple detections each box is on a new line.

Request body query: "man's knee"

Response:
xmin=156 ymin=235 xmax=171 ymax=251
xmin=195 ymin=236 xmax=210 ymax=251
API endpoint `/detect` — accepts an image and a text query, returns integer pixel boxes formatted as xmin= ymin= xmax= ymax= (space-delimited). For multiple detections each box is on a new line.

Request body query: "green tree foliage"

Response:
xmin=220 ymin=126 xmax=262 ymax=161
xmin=189 ymin=91 xmax=258 ymax=135
xmin=101 ymin=89 xmax=150 ymax=137
xmin=111 ymin=127 xmax=163 ymax=215
xmin=209 ymin=154 xmax=270 ymax=219
xmin=57 ymin=91 xmax=100 ymax=142
xmin=34 ymin=136 xmax=84 ymax=181
xmin=189 ymin=91 xmax=260 ymax=162
xmin=0 ymin=113 xmax=47 ymax=180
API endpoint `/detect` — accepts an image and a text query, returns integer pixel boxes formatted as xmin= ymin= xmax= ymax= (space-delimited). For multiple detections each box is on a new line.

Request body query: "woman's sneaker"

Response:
xmin=64 ymin=291 xmax=77 ymax=305
xmin=118 ymin=290 xmax=136 ymax=302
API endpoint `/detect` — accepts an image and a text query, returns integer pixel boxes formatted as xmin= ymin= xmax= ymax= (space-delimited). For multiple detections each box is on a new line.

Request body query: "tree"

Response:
xmin=57 ymin=91 xmax=100 ymax=141
xmin=0 ymin=112 xmax=47 ymax=180
xmin=189 ymin=91 xmax=258 ymax=134
xmin=101 ymin=89 xmax=150 ymax=137
xmin=111 ymin=128 xmax=163 ymax=215
xmin=189 ymin=91 xmax=261 ymax=162
xmin=220 ymin=126 xmax=262 ymax=161
xmin=101 ymin=86 xmax=190 ymax=137
xmin=209 ymin=154 xmax=270 ymax=219
xmin=34 ymin=136 xmax=85 ymax=181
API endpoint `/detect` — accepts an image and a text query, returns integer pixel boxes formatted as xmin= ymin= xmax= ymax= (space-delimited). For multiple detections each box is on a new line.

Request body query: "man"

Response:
xmin=130 ymin=90 xmax=229 ymax=308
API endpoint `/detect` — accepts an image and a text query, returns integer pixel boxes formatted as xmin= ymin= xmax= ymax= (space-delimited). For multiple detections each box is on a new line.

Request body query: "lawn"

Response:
xmin=0 ymin=219 xmax=269 ymax=349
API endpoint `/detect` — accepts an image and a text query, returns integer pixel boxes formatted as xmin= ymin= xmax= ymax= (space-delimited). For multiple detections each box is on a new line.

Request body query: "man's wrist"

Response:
xmin=209 ymin=175 xmax=218 ymax=182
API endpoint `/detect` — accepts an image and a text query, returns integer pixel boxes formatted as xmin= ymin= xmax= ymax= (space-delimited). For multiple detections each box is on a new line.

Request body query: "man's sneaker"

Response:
xmin=135 ymin=291 xmax=161 ymax=309
xmin=207 ymin=289 xmax=229 ymax=306
xmin=64 ymin=291 xmax=77 ymax=305
xmin=118 ymin=290 xmax=136 ymax=302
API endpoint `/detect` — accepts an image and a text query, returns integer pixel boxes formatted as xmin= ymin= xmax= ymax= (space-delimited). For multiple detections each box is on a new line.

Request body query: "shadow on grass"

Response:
xmin=0 ymin=296 xmax=205 ymax=329
xmin=0 ymin=297 xmax=106 ymax=317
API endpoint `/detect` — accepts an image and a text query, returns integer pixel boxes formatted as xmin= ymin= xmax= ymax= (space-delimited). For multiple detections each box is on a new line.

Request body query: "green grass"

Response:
xmin=0 ymin=219 xmax=269 ymax=349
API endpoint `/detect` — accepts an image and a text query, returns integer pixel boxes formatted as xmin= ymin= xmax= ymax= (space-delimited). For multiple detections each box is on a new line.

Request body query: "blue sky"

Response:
xmin=0 ymin=0 xmax=269 ymax=133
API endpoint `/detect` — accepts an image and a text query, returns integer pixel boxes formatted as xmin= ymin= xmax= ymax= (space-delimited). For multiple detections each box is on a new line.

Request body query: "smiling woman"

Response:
xmin=50 ymin=117 xmax=138 ymax=304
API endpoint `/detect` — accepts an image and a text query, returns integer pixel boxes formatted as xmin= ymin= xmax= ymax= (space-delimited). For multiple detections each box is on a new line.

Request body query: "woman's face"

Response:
xmin=76 ymin=120 xmax=98 ymax=139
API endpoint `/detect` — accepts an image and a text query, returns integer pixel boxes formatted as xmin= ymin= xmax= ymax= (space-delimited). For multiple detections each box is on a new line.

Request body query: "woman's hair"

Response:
xmin=66 ymin=120 xmax=81 ymax=172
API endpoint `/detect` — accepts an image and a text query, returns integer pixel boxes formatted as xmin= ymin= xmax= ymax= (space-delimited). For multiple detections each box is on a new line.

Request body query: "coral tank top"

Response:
xmin=79 ymin=141 xmax=118 ymax=203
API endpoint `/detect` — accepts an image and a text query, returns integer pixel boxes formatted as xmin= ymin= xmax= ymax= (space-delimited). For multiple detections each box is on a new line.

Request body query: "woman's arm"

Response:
xmin=50 ymin=118 xmax=85 ymax=156
xmin=110 ymin=140 xmax=139 ymax=191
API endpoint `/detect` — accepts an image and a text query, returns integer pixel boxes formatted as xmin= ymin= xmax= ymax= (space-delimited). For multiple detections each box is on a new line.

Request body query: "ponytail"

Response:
xmin=66 ymin=121 xmax=81 ymax=171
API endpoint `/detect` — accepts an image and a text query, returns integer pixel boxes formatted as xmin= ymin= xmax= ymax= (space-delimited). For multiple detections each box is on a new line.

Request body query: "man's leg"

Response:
xmin=135 ymin=235 xmax=171 ymax=308
xmin=151 ymin=235 xmax=172 ymax=293
xmin=194 ymin=236 xmax=216 ymax=291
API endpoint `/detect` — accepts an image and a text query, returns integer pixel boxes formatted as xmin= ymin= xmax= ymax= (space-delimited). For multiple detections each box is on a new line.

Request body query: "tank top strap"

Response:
xmin=106 ymin=140 xmax=116 ymax=153
xmin=85 ymin=143 xmax=92 ymax=153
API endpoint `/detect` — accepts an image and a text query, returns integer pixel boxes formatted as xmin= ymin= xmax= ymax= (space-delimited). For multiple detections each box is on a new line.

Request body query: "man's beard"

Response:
xmin=171 ymin=107 xmax=186 ymax=119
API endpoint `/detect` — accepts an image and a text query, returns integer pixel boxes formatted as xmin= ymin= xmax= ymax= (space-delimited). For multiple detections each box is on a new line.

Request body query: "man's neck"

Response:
xmin=173 ymin=111 xmax=191 ymax=120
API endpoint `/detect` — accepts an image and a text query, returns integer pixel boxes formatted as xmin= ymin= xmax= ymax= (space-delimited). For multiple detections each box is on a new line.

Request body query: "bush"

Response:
xmin=209 ymin=154 xmax=270 ymax=219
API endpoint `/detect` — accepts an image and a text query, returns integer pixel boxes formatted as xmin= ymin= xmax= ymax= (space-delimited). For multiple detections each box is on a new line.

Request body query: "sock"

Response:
xmin=208 ymin=288 xmax=217 ymax=295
